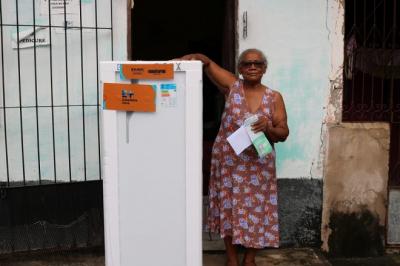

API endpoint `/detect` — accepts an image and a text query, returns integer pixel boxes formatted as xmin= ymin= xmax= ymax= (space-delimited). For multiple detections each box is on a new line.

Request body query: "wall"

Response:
xmin=237 ymin=0 xmax=390 ymax=252
xmin=322 ymin=0 xmax=391 ymax=256
xmin=0 ymin=0 xmax=128 ymax=254
xmin=238 ymin=0 xmax=333 ymax=179
xmin=321 ymin=123 xmax=389 ymax=256
xmin=0 ymin=181 xmax=104 ymax=253
xmin=0 ymin=0 xmax=128 ymax=184
xmin=237 ymin=0 xmax=343 ymax=247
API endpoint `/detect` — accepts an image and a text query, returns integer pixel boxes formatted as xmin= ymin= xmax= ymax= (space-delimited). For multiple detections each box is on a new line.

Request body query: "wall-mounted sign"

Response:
xmin=40 ymin=0 xmax=79 ymax=15
xmin=103 ymin=83 xmax=156 ymax=112
xmin=119 ymin=64 xmax=174 ymax=80
xmin=11 ymin=27 xmax=50 ymax=49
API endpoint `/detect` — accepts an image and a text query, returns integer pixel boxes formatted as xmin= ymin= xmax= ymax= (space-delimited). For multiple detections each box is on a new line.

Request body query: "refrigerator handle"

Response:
xmin=125 ymin=79 xmax=138 ymax=143
xmin=126 ymin=111 xmax=134 ymax=143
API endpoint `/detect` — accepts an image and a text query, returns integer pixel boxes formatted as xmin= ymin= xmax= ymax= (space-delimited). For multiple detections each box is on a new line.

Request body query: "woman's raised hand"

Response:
xmin=177 ymin=54 xmax=210 ymax=67
xmin=173 ymin=53 xmax=236 ymax=94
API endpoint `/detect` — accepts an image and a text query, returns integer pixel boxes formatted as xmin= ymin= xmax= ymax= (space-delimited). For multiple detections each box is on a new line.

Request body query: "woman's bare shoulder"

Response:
xmin=270 ymin=89 xmax=284 ymax=100
xmin=227 ymin=78 xmax=241 ymax=89
xmin=263 ymin=86 xmax=280 ymax=96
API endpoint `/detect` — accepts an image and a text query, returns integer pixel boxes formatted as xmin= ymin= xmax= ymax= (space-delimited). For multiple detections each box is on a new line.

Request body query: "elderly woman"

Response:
xmin=182 ymin=49 xmax=289 ymax=266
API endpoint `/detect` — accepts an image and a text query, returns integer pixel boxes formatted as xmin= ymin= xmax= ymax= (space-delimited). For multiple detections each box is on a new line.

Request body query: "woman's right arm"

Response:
xmin=180 ymin=53 xmax=237 ymax=95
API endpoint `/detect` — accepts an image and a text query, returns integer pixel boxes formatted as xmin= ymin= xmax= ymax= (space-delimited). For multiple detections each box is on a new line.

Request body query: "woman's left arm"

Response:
xmin=252 ymin=91 xmax=289 ymax=143
xmin=267 ymin=91 xmax=289 ymax=142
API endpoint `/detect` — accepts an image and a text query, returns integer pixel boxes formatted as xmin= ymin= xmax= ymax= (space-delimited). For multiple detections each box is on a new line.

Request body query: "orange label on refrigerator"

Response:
xmin=120 ymin=64 xmax=174 ymax=80
xmin=103 ymin=83 xmax=156 ymax=112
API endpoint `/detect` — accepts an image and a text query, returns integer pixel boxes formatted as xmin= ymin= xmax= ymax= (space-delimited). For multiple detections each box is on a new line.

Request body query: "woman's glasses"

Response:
xmin=240 ymin=60 xmax=265 ymax=69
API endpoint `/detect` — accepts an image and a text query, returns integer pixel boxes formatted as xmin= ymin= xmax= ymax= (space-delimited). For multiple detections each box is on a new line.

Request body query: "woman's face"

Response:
xmin=238 ymin=52 xmax=267 ymax=83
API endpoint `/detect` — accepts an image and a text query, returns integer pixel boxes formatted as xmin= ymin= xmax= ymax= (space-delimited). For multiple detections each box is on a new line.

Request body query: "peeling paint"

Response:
xmin=325 ymin=0 xmax=344 ymax=125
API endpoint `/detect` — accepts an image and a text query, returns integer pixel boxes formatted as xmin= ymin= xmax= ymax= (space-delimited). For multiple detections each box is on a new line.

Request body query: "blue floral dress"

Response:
xmin=207 ymin=79 xmax=279 ymax=248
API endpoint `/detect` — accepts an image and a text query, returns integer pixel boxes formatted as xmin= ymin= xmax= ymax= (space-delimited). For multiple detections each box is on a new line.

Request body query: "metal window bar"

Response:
xmin=343 ymin=0 xmax=400 ymax=124
xmin=33 ymin=0 xmax=40 ymax=184
xmin=0 ymin=0 xmax=113 ymax=187
xmin=0 ymin=0 xmax=10 ymax=186
xmin=62 ymin=0 xmax=72 ymax=182
xmin=48 ymin=0 xmax=56 ymax=183
xmin=95 ymin=0 xmax=102 ymax=180
xmin=16 ymin=0 xmax=26 ymax=186
xmin=79 ymin=0 xmax=87 ymax=182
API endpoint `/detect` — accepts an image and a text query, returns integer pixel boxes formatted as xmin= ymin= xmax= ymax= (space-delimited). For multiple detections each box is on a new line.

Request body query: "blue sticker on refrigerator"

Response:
xmin=160 ymin=83 xmax=177 ymax=108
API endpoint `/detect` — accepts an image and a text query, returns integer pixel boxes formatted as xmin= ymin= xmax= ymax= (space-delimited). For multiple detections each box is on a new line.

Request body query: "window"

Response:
xmin=343 ymin=0 xmax=400 ymax=123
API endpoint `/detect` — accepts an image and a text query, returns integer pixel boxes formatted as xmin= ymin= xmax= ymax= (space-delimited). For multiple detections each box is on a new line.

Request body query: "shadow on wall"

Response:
xmin=328 ymin=208 xmax=385 ymax=257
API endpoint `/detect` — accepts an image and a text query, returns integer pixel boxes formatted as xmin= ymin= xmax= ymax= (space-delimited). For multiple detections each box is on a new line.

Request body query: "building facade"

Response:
xmin=0 ymin=0 xmax=398 ymax=256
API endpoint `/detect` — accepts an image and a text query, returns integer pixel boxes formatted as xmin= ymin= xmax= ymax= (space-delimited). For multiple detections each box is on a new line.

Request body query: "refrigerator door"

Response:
xmin=101 ymin=61 xmax=203 ymax=266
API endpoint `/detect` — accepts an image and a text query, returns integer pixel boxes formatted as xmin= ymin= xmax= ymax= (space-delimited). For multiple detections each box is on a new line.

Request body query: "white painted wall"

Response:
xmin=0 ymin=0 xmax=127 ymax=183
xmin=1 ymin=0 xmax=341 ymax=182
xmin=238 ymin=0 xmax=336 ymax=179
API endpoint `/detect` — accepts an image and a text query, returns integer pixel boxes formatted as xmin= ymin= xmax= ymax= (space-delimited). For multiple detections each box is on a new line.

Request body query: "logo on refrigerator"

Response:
xmin=129 ymin=67 xmax=166 ymax=75
xmin=148 ymin=69 xmax=166 ymax=74
xmin=130 ymin=67 xmax=144 ymax=75
xmin=120 ymin=64 xmax=174 ymax=80
xmin=103 ymin=83 xmax=156 ymax=112
xmin=121 ymin=89 xmax=137 ymax=104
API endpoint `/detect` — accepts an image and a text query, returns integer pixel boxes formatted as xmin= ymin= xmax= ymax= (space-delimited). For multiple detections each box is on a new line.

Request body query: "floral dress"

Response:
xmin=207 ymin=79 xmax=279 ymax=248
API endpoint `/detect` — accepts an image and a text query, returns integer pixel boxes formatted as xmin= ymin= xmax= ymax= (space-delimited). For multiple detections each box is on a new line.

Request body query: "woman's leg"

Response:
xmin=223 ymin=236 xmax=239 ymax=266
xmin=243 ymin=248 xmax=258 ymax=266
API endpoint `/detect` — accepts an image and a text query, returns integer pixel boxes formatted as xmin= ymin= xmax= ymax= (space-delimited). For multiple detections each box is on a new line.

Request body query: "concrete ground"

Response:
xmin=0 ymin=249 xmax=105 ymax=266
xmin=0 ymin=249 xmax=324 ymax=266
xmin=328 ymin=250 xmax=400 ymax=266
xmin=0 ymin=248 xmax=327 ymax=266
xmin=0 ymin=248 xmax=399 ymax=265
xmin=204 ymin=248 xmax=330 ymax=266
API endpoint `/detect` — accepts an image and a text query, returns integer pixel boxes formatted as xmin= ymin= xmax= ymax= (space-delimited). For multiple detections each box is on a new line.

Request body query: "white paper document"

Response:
xmin=226 ymin=126 xmax=252 ymax=155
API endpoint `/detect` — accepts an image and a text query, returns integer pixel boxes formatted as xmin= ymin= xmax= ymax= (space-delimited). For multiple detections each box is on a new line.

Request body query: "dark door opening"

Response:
xmin=131 ymin=0 xmax=237 ymax=196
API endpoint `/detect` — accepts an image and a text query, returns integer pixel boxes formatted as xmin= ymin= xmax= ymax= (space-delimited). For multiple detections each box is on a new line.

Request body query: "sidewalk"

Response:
xmin=0 ymin=248 xmax=329 ymax=266
xmin=1 ymin=248 xmax=399 ymax=265
xmin=328 ymin=249 xmax=400 ymax=266
xmin=204 ymin=248 xmax=330 ymax=266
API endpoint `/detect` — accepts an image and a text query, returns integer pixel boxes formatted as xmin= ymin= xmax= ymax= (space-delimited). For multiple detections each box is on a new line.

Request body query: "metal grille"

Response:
xmin=343 ymin=0 xmax=400 ymax=123
xmin=390 ymin=124 xmax=400 ymax=186
xmin=0 ymin=0 xmax=113 ymax=187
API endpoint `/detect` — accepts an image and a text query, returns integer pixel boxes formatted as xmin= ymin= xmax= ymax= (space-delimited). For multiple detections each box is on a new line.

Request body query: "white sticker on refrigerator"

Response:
xmin=160 ymin=83 xmax=177 ymax=108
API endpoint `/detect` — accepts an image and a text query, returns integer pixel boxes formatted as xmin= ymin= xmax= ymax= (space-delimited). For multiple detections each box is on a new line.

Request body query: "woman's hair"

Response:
xmin=237 ymin=48 xmax=268 ymax=68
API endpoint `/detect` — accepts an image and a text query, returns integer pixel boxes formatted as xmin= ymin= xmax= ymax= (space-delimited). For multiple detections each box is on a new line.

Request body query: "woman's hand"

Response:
xmin=251 ymin=116 xmax=269 ymax=133
xmin=177 ymin=53 xmax=211 ymax=68
xmin=254 ymin=92 xmax=289 ymax=143
xmin=173 ymin=53 xmax=236 ymax=95
xmin=179 ymin=53 xmax=201 ymax=60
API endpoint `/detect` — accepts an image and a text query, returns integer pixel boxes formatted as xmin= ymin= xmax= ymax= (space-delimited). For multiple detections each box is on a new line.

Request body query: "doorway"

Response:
xmin=131 ymin=0 xmax=237 ymax=196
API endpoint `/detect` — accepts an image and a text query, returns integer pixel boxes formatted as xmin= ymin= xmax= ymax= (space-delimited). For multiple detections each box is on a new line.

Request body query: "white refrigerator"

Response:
xmin=100 ymin=61 xmax=203 ymax=266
